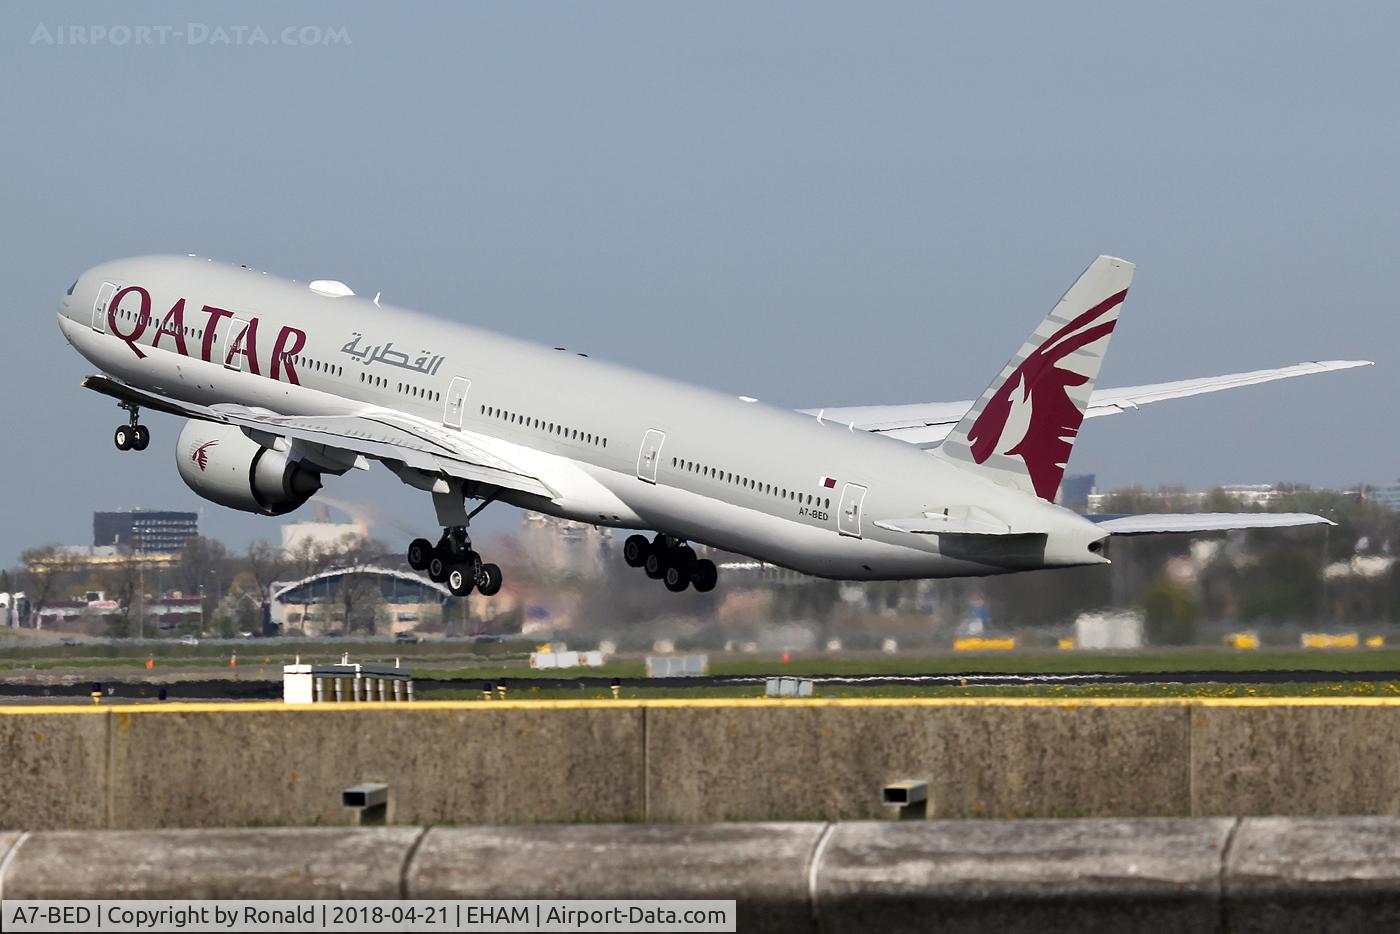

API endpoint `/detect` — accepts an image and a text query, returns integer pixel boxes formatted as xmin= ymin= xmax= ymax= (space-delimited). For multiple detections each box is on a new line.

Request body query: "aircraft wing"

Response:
xmin=800 ymin=360 xmax=1372 ymax=446
xmin=213 ymin=407 xmax=556 ymax=499
xmin=1086 ymin=513 xmax=1334 ymax=535
xmin=82 ymin=375 xmax=555 ymax=500
xmin=83 ymin=374 xmax=223 ymax=421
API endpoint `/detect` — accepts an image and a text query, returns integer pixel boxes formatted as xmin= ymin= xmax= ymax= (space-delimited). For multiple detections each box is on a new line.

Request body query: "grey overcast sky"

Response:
xmin=1 ymin=1 xmax=1395 ymax=567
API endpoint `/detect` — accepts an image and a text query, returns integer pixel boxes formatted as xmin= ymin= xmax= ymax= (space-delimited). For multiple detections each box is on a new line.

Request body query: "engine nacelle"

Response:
xmin=176 ymin=421 xmax=322 ymax=516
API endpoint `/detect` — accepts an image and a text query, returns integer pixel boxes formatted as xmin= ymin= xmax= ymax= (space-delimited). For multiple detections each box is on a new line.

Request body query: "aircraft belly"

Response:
xmin=608 ymin=476 xmax=962 ymax=580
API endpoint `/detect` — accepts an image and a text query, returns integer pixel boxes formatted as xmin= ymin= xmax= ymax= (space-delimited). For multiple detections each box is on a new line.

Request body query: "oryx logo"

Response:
xmin=192 ymin=439 xmax=218 ymax=472
xmin=966 ymin=289 xmax=1127 ymax=501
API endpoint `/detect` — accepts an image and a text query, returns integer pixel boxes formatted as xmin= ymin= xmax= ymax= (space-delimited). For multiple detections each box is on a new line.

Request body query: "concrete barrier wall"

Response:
xmin=2 ymin=699 xmax=1399 ymax=829
xmin=5 ymin=819 xmax=1400 ymax=933
xmin=645 ymin=702 xmax=1191 ymax=820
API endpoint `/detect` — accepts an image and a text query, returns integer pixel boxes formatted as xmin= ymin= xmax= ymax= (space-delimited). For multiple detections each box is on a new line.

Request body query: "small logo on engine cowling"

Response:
xmin=192 ymin=440 xmax=218 ymax=471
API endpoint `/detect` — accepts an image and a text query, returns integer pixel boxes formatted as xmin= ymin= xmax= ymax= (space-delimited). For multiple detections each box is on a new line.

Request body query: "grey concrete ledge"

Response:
xmin=1225 ymin=817 xmax=1400 ymax=933
xmin=815 ymin=818 xmax=1235 ymax=934
xmin=1 ymin=827 xmax=424 ymax=899
xmin=409 ymin=823 xmax=824 ymax=934
xmin=4 ymin=819 xmax=1400 ymax=933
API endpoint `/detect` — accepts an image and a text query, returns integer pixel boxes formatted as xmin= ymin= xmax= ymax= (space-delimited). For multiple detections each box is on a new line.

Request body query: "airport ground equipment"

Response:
xmin=284 ymin=657 xmax=414 ymax=704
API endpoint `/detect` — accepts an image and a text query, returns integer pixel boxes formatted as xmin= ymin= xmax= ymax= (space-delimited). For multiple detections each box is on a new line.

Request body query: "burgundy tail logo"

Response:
xmin=966 ymin=289 xmax=1127 ymax=500
xmin=192 ymin=440 xmax=218 ymax=471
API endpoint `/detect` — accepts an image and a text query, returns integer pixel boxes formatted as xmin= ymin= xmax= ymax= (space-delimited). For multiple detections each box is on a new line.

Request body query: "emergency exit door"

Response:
xmin=91 ymin=281 xmax=116 ymax=332
xmin=443 ymin=377 xmax=471 ymax=428
xmin=838 ymin=483 xmax=868 ymax=538
xmin=223 ymin=318 xmax=251 ymax=370
xmin=636 ymin=429 xmax=666 ymax=484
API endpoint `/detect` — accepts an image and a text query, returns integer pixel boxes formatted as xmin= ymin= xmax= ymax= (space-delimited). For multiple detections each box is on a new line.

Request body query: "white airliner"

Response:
xmin=56 ymin=254 xmax=1369 ymax=597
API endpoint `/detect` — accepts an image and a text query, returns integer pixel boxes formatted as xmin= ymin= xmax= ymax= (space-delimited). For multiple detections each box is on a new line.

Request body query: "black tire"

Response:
xmin=670 ymin=544 xmax=696 ymax=570
xmin=447 ymin=564 xmax=475 ymax=597
xmin=427 ymin=552 xmax=451 ymax=583
xmin=623 ymin=534 xmax=650 ymax=568
xmin=407 ymin=538 xmax=433 ymax=571
xmin=477 ymin=563 xmax=503 ymax=596
xmin=644 ymin=551 xmax=666 ymax=579
xmin=691 ymin=559 xmax=718 ymax=593
xmin=663 ymin=564 xmax=690 ymax=592
xmin=114 ymin=426 xmax=133 ymax=451
xmin=131 ymin=425 xmax=150 ymax=451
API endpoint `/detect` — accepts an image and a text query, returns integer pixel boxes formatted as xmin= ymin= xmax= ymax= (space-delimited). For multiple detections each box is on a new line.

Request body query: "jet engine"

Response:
xmin=176 ymin=421 xmax=322 ymax=516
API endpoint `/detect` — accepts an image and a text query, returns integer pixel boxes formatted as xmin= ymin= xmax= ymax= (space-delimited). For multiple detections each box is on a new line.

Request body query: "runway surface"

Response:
xmin=2 ymin=668 xmax=1398 ymax=700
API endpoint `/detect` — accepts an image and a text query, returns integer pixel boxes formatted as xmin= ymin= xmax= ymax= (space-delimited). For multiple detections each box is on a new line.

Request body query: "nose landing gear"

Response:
xmin=624 ymin=534 xmax=717 ymax=593
xmin=408 ymin=527 xmax=503 ymax=598
xmin=113 ymin=403 xmax=149 ymax=452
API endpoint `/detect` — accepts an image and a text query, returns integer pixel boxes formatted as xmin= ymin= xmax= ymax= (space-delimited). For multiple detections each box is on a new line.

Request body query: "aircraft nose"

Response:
xmin=57 ymin=272 xmax=88 ymax=337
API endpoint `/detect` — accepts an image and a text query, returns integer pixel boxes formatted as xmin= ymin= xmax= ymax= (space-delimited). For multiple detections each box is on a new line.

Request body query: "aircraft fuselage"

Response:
xmin=57 ymin=255 xmax=1108 ymax=580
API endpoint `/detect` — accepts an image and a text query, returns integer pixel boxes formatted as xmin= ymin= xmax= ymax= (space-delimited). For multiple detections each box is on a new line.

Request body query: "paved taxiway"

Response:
xmin=1 ymin=667 xmax=1396 ymax=701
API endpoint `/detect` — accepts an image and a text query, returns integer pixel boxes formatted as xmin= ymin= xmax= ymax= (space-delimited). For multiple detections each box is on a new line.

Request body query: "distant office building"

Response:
xmin=93 ymin=510 xmax=198 ymax=554
xmin=1219 ymin=484 xmax=1284 ymax=507
xmin=1057 ymin=474 xmax=1096 ymax=512
xmin=281 ymin=519 xmax=367 ymax=554
xmin=37 ymin=545 xmax=179 ymax=570
xmin=33 ymin=593 xmax=201 ymax=633
xmin=1368 ymin=482 xmax=1400 ymax=511
xmin=1085 ymin=483 xmax=1286 ymax=514
xmin=521 ymin=512 xmax=610 ymax=575
xmin=280 ymin=502 xmax=368 ymax=555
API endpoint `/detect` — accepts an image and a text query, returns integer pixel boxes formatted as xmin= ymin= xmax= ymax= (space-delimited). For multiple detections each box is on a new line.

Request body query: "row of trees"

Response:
xmin=14 ymin=533 xmax=390 ymax=638
xmin=12 ymin=485 xmax=1400 ymax=645
xmin=559 ymin=487 xmax=1400 ymax=650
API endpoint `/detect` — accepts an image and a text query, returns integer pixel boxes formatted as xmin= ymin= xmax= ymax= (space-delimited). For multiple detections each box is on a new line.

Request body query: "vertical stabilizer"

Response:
xmin=935 ymin=255 xmax=1134 ymax=500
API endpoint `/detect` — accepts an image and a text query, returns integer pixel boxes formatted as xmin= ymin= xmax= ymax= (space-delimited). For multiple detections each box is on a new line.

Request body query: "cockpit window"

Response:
xmin=66 ymin=279 xmax=77 ymax=296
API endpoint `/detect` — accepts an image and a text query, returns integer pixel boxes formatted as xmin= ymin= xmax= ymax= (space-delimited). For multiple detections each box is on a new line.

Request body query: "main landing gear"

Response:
xmin=624 ymin=534 xmax=718 ymax=593
xmin=407 ymin=527 xmax=503 ymax=598
xmin=113 ymin=402 xmax=149 ymax=452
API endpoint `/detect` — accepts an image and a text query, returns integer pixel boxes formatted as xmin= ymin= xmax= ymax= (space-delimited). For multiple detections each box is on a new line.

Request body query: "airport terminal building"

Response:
xmin=270 ymin=565 xmax=451 ymax=636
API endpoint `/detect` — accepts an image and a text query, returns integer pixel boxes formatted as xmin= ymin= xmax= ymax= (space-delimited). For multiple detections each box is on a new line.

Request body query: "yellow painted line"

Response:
xmin=3 ymin=696 xmax=1400 ymax=715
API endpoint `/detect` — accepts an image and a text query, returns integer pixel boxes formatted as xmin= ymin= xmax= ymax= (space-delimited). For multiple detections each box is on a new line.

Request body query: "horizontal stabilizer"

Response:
xmin=803 ymin=359 xmax=1373 ymax=446
xmin=1087 ymin=513 xmax=1334 ymax=535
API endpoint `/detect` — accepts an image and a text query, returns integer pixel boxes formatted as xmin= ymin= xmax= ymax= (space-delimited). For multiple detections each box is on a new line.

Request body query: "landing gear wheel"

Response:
xmin=663 ymin=564 xmax=690 ymax=592
xmin=407 ymin=538 xmax=434 ymax=571
xmin=670 ymin=544 xmax=696 ymax=570
xmin=623 ymin=534 xmax=650 ymax=568
xmin=477 ymin=563 xmax=503 ymax=596
xmin=131 ymin=425 xmax=150 ymax=451
xmin=644 ymin=551 xmax=667 ymax=580
xmin=447 ymin=564 xmax=475 ymax=597
xmin=427 ymin=550 xmax=451 ymax=583
xmin=114 ymin=426 xmax=134 ymax=451
xmin=691 ymin=559 xmax=718 ymax=593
